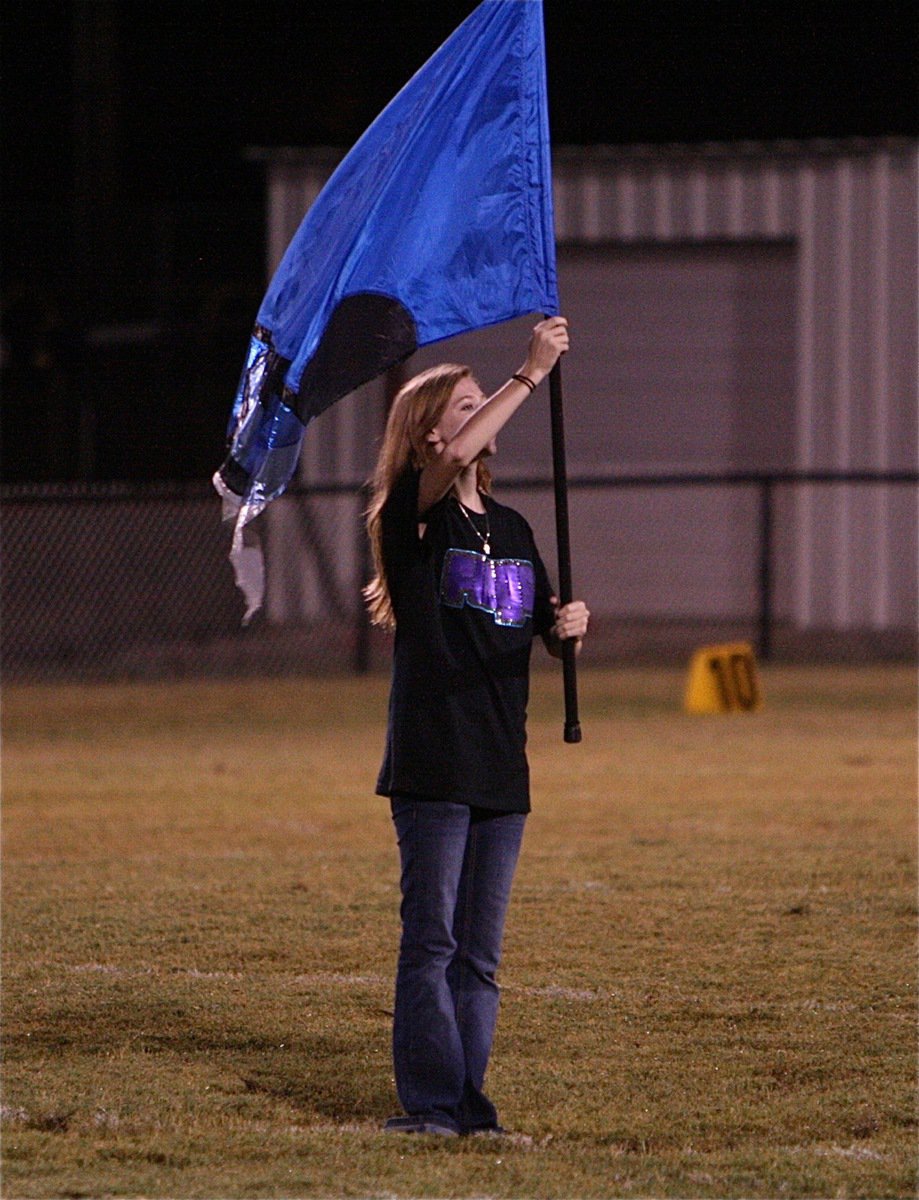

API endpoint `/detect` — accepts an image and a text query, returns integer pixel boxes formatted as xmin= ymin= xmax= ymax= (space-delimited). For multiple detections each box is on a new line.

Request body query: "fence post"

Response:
xmin=757 ymin=477 xmax=774 ymax=661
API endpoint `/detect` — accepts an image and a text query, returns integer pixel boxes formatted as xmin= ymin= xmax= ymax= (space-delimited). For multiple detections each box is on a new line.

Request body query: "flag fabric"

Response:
xmin=214 ymin=0 xmax=559 ymax=620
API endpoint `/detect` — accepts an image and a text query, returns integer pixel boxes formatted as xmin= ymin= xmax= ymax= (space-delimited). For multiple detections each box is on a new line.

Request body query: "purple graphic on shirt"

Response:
xmin=440 ymin=548 xmax=535 ymax=627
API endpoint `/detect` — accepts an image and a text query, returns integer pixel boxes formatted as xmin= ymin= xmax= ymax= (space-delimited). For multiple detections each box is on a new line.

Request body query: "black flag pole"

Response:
xmin=548 ymin=355 xmax=582 ymax=743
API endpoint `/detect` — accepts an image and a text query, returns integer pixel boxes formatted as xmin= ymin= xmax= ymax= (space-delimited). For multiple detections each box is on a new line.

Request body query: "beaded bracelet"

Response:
xmin=511 ymin=373 xmax=537 ymax=393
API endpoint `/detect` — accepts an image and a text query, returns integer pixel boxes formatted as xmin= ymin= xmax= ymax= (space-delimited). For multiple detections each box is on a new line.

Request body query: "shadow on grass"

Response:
xmin=9 ymin=993 xmax=393 ymax=1124
xmin=237 ymin=1061 xmax=392 ymax=1123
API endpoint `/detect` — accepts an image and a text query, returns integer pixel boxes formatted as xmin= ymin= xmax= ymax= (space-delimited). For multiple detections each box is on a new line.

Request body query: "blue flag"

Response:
xmin=215 ymin=0 xmax=558 ymax=619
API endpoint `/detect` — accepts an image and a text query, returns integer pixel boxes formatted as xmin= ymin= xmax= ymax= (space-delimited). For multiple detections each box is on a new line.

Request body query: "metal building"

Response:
xmin=253 ymin=139 xmax=918 ymax=644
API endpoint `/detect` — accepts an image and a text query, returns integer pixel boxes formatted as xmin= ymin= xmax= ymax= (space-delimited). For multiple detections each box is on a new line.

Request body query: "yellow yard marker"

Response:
xmin=684 ymin=641 xmax=763 ymax=713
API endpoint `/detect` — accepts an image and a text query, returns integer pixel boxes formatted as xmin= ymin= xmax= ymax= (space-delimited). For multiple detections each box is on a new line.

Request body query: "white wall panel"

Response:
xmin=887 ymin=152 xmax=919 ymax=471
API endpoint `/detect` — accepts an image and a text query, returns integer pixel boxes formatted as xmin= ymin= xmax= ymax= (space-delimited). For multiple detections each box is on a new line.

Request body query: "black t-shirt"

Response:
xmin=375 ymin=466 xmax=555 ymax=813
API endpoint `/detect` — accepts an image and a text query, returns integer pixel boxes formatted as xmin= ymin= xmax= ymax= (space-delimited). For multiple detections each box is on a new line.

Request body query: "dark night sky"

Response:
xmin=3 ymin=0 xmax=917 ymax=482
xmin=12 ymin=1 xmax=918 ymax=204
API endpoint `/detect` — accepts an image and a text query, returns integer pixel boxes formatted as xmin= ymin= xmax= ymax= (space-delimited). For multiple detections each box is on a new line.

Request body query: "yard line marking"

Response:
xmin=62 ymin=963 xmax=389 ymax=987
xmin=62 ymin=963 xmax=614 ymax=1003
xmin=504 ymin=983 xmax=606 ymax=1002
xmin=815 ymin=1145 xmax=888 ymax=1162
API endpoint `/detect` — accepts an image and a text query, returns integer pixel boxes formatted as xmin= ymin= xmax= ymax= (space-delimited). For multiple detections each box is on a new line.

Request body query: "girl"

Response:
xmin=364 ymin=316 xmax=589 ymax=1137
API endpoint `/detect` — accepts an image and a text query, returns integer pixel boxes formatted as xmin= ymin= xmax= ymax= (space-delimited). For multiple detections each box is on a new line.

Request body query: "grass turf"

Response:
xmin=2 ymin=665 xmax=916 ymax=1198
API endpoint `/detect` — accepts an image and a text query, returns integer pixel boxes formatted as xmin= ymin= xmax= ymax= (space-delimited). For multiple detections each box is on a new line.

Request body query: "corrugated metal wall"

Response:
xmin=256 ymin=140 xmax=918 ymax=633
xmin=551 ymin=141 xmax=918 ymax=629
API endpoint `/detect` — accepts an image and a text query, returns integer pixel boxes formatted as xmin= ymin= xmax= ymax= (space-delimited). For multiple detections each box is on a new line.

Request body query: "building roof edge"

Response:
xmin=245 ymin=135 xmax=918 ymax=168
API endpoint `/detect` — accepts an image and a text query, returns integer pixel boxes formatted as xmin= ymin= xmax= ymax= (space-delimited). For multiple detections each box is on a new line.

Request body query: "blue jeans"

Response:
xmin=390 ymin=796 xmax=526 ymax=1134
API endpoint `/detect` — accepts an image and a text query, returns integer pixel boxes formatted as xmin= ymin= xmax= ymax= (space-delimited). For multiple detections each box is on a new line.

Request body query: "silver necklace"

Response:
xmin=456 ymin=497 xmax=491 ymax=555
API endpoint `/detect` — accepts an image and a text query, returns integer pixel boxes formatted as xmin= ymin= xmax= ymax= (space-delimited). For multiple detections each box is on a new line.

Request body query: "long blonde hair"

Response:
xmin=363 ymin=363 xmax=491 ymax=629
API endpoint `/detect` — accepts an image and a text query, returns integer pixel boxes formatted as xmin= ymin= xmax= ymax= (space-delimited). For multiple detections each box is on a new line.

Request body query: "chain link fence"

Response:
xmin=3 ymin=475 xmax=916 ymax=682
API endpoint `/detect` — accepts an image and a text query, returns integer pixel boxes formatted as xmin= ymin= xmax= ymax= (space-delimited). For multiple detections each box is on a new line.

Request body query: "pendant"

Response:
xmin=483 ymin=539 xmax=490 ymax=555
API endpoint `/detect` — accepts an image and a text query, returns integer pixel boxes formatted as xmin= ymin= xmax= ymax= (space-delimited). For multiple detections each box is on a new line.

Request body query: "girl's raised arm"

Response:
xmin=417 ymin=316 xmax=568 ymax=515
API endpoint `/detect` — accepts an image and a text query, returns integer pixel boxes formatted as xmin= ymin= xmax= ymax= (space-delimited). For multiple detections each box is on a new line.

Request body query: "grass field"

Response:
xmin=2 ymin=665 xmax=916 ymax=1199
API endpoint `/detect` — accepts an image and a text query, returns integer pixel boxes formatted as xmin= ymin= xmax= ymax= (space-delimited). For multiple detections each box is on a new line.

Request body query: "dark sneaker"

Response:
xmin=384 ymin=1114 xmax=460 ymax=1137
